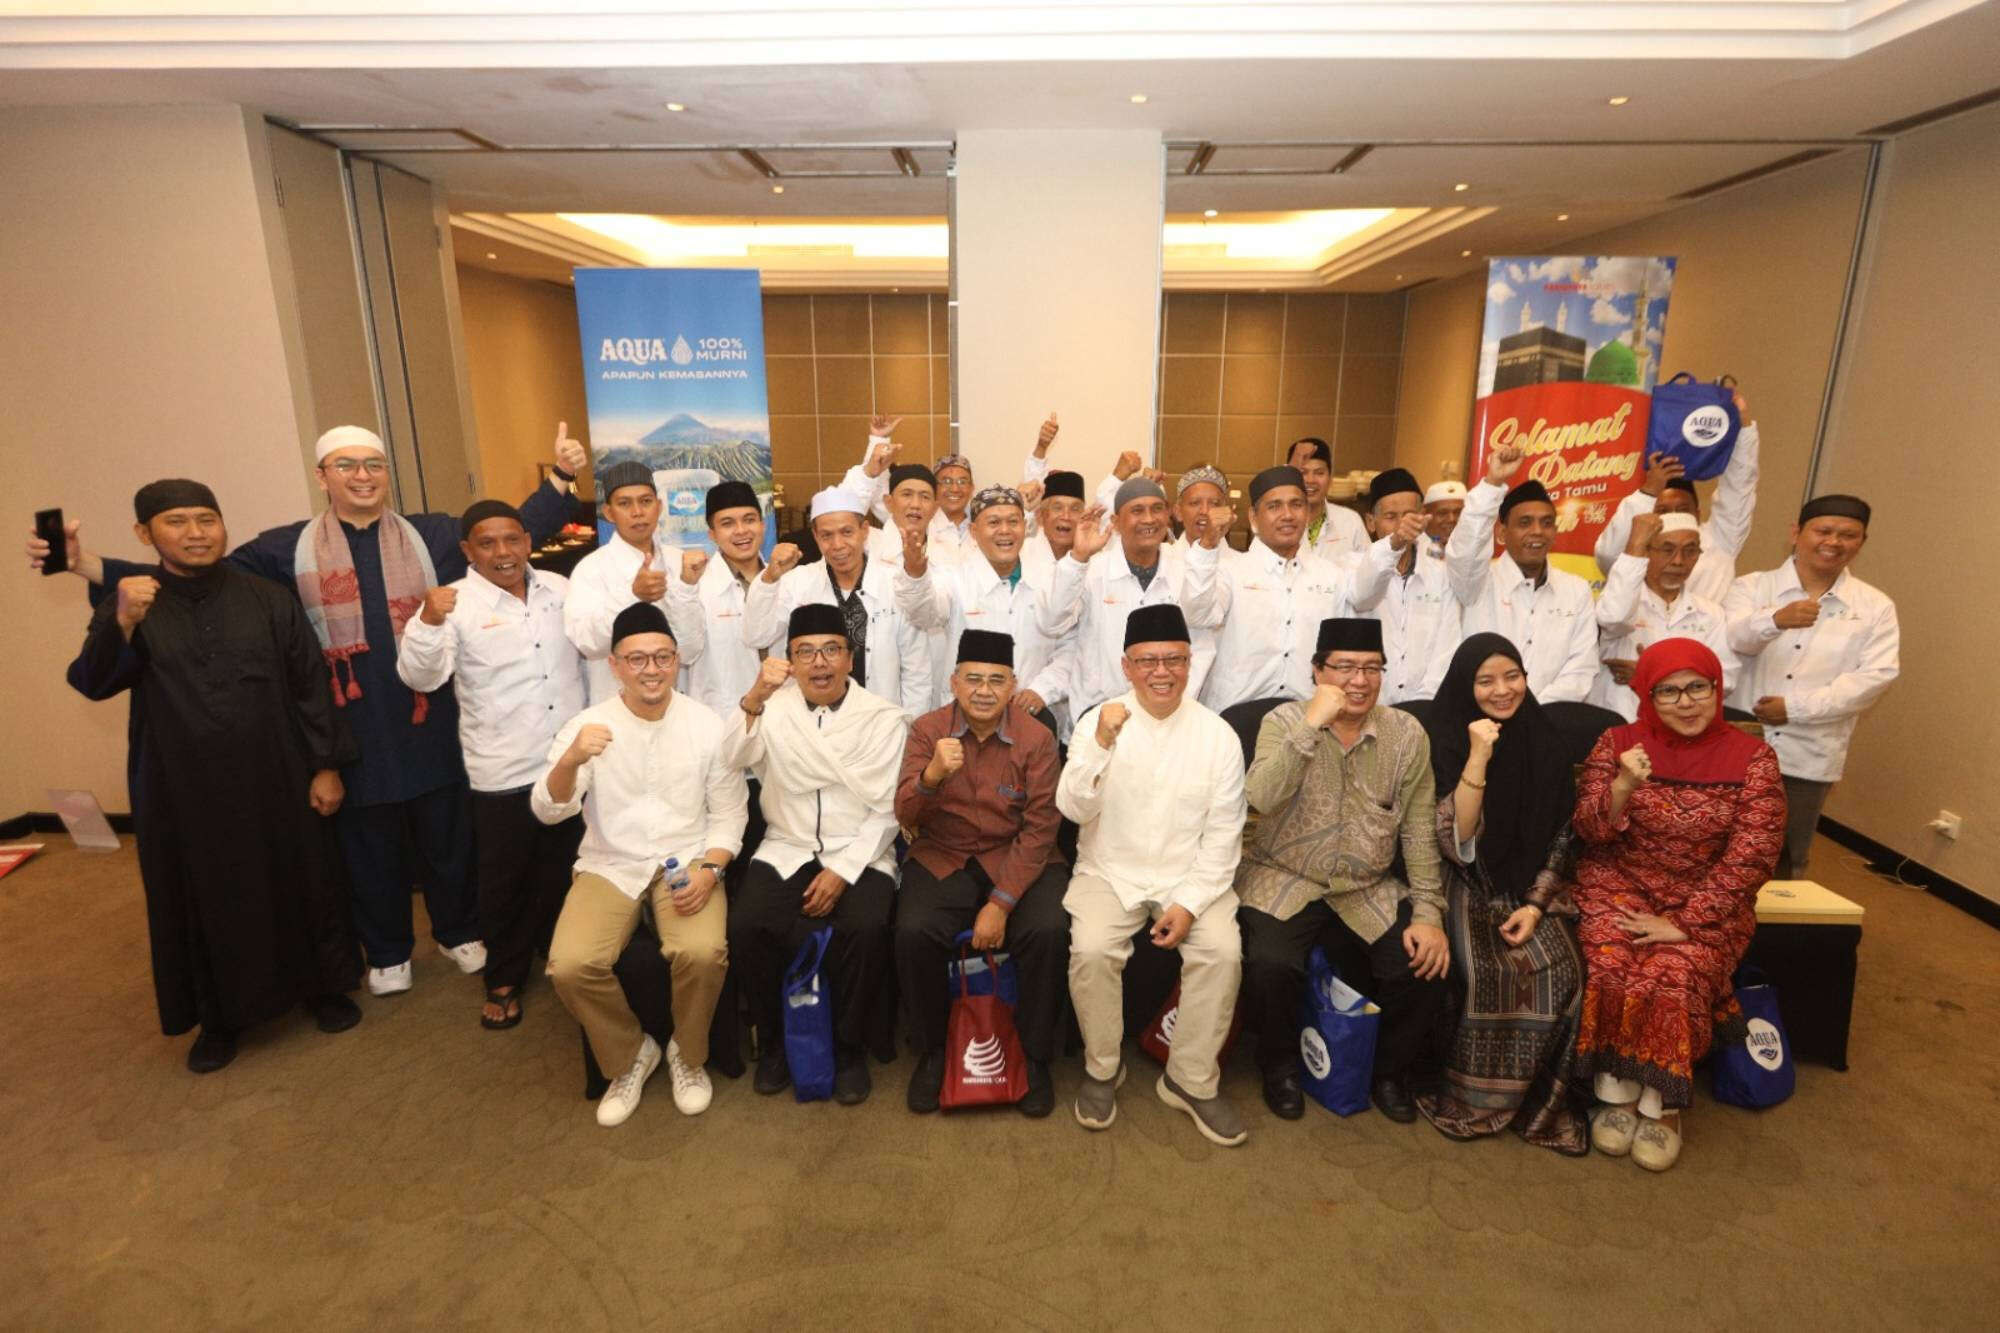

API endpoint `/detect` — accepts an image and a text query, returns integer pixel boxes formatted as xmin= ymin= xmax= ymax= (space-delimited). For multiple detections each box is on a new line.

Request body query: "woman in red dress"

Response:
xmin=1572 ymin=637 xmax=1785 ymax=1171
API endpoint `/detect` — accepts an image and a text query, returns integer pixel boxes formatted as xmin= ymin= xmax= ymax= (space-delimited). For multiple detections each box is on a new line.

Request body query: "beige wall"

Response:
xmin=954 ymin=129 xmax=1165 ymax=491
xmin=457 ymin=262 xmax=594 ymax=503
xmin=0 ymin=103 xmax=314 ymax=816
xmin=1815 ymin=104 xmax=2000 ymax=901
xmin=1158 ymin=291 xmax=1404 ymax=498
xmin=1395 ymin=269 xmax=1485 ymax=486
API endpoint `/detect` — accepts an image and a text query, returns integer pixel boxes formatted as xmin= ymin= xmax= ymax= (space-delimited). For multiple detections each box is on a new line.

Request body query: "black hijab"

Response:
xmin=1425 ymin=633 xmax=1574 ymax=904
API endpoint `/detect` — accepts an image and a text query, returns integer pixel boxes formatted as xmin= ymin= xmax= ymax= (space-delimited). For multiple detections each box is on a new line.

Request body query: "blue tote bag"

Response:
xmin=946 ymin=929 xmax=1020 ymax=1007
xmin=1297 ymin=947 xmax=1380 ymax=1116
xmin=782 ymin=927 xmax=837 ymax=1103
xmin=1647 ymin=372 xmax=1742 ymax=480
xmin=1712 ymin=966 xmax=1796 ymax=1108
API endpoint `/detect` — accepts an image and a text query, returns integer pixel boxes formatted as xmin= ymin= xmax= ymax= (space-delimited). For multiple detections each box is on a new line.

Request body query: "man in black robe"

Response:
xmin=67 ymin=480 xmax=363 ymax=1073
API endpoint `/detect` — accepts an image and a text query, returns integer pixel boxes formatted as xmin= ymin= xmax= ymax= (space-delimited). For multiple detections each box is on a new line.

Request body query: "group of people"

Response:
xmin=31 ymin=398 xmax=1899 ymax=1173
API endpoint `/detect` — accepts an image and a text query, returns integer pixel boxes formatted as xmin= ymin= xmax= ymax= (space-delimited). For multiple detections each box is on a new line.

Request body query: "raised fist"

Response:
xmin=747 ymin=656 xmax=792 ymax=707
xmin=764 ymin=542 xmax=803 ymax=582
xmin=1615 ymin=744 xmax=1653 ymax=787
xmin=681 ymin=549 xmax=708 ymax=585
xmin=1303 ymin=680 xmax=1344 ymax=730
xmin=1627 ymin=511 xmax=1664 ymax=556
xmin=1773 ymin=598 xmax=1821 ymax=631
xmin=565 ymin=723 xmax=613 ymax=765
xmin=1485 ymin=445 xmax=1526 ymax=485
xmin=1468 ymin=717 xmax=1501 ymax=756
xmin=1388 ymin=510 xmax=1426 ymax=551
xmin=419 ymin=585 xmax=458 ymax=625
xmin=926 ymin=736 xmax=965 ymax=786
xmin=1095 ymin=701 xmax=1130 ymax=749
xmin=553 ymin=421 xmax=587 ymax=478
xmin=631 ymin=549 xmax=667 ymax=602
xmin=115 ymin=575 xmax=160 ymax=633
xmin=1112 ymin=451 xmax=1143 ymax=481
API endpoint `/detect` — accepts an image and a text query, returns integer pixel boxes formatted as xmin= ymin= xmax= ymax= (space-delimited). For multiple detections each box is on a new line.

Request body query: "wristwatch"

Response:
xmin=692 ymin=858 xmax=724 ymax=875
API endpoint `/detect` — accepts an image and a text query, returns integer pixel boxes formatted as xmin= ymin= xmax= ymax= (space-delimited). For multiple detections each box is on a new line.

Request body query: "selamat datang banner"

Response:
xmin=573 ymin=266 xmax=776 ymax=555
xmin=1470 ymin=256 xmax=1676 ymax=588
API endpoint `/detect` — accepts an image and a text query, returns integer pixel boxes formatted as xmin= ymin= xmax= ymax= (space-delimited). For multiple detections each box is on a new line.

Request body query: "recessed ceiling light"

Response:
xmin=771 ymin=184 xmax=785 ymax=194
xmin=1556 ymin=212 xmax=1570 ymax=221
xmin=1129 ymin=93 xmax=1148 ymax=104
xmin=1607 ymin=96 xmax=1630 ymax=107
xmin=666 ymin=102 xmax=686 ymax=112
xmin=1453 ymin=182 xmax=1470 ymax=192
xmin=1203 ymin=208 xmax=1218 ymax=218
xmin=485 ymin=252 xmax=498 ymax=260
xmin=1393 ymin=274 xmax=1403 ymax=281
xmin=1461 ymin=249 xmax=1472 ymax=257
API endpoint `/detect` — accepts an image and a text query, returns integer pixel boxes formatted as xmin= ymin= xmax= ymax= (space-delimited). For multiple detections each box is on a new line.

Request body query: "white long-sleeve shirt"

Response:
xmin=893 ymin=553 xmax=1076 ymax=713
xmin=396 ymin=569 xmax=587 ymax=793
xmin=1445 ymin=478 xmax=1601 ymax=703
xmin=1058 ymin=693 xmax=1246 ymax=917
xmin=664 ymin=557 xmax=764 ymax=717
xmin=1724 ymin=562 xmax=1900 ymax=782
xmin=1591 ymin=554 xmax=1738 ymax=721
xmin=1037 ymin=544 xmax=1215 ymax=715
xmin=740 ymin=557 xmax=933 ymax=719
xmin=1593 ymin=422 xmax=1761 ymax=605
xmin=562 ymin=533 xmax=693 ymax=704
xmin=1349 ymin=537 xmax=1461 ymax=705
xmin=1182 ymin=538 xmax=1384 ymax=712
xmin=529 ymin=693 xmax=749 ymax=899
xmin=1309 ymin=501 xmax=1371 ymax=563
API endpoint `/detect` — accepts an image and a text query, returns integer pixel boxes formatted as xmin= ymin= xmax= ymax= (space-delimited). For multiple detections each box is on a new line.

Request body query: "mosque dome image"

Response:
xmin=1585 ymin=337 xmax=1640 ymax=386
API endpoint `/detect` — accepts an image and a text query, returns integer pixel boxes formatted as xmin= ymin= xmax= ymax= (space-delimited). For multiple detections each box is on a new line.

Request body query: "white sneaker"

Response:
xmin=665 ymin=1038 xmax=713 ymax=1116
xmin=439 ymin=939 xmax=488 ymax=974
xmin=367 ymin=962 xmax=413 ymax=996
xmin=596 ymin=1035 xmax=661 ymax=1127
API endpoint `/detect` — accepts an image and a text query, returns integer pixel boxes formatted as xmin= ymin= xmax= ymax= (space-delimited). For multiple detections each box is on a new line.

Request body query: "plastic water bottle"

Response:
xmin=662 ymin=856 xmax=691 ymax=895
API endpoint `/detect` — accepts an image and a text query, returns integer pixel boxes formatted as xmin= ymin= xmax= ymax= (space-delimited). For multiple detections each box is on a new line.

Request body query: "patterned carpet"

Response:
xmin=3 ymin=835 xmax=1996 ymax=1330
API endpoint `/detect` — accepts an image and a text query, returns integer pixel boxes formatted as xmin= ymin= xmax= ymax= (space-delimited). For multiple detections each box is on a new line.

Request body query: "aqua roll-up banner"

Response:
xmin=572 ymin=267 xmax=775 ymax=554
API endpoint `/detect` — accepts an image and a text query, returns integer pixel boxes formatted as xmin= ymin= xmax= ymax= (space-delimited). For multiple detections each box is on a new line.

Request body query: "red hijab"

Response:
xmin=1606 ymin=637 xmax=1762 ymax=784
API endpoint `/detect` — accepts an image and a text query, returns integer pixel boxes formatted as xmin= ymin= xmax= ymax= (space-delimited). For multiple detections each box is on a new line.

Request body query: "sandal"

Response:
xmin=480 ymin=987 xmax=523 ymax=1031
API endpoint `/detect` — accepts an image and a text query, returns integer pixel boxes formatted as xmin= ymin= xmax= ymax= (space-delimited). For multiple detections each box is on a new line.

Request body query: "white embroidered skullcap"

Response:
xmin=1422 ymin=480 xmax=1467 ymax=505
xmin=1657 ymin=512 xmax=1700 ymax=536
xmin=809 ymin=486 xmax=869 ymax=521
xmin=315 ymin=425 xmax=387 ymax=463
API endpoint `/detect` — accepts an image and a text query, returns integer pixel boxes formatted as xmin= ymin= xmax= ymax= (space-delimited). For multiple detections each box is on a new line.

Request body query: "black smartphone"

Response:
xmin=35 ymin=508 xmax=67 ymax=575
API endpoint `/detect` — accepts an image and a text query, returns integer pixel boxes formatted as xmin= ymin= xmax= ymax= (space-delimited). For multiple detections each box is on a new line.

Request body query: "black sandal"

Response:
xmin=480 ymin=987 xmax=522 ymax=1031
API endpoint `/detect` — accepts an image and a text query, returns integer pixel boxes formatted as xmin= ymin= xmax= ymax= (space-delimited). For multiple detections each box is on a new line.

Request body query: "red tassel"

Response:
xmin=411 ymin=692 xmax=429 ymax=725
xmin=347 ymin=674 xmax=363 ymax=700
xmin=330 ymin=672 xmax=344 ymax=707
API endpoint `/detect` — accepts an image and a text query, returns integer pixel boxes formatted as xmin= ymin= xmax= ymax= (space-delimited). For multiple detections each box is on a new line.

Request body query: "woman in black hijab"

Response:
xmin=1414 ymin=633 xmax=1588 ymax=1154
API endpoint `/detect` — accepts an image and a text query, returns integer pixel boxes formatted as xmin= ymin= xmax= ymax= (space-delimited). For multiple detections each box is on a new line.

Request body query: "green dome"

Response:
xmin=1585 ymin=338 xmax=1640 ymax=386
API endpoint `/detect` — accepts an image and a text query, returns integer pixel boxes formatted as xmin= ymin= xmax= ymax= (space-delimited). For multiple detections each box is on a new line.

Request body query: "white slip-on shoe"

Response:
xmin=1590 ymin=1105 xmax=1640 ymax=1157
xmin=597 ymin=1035 xmax=662 ymax=1128
xmin=666 ymin=1038 xmax=713 ymax=1116
xmin=439 ymin=940 xmax=488 ymax=974
xmin=1633 ymin=1117 xmax=1683 ymax=1172
xmin=367 ymin=962 xmax=413 ymax=996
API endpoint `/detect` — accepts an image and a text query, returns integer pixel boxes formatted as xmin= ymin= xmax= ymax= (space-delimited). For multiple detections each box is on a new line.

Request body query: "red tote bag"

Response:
xmin=941 ymin=947 xmax=1028 ymax=1109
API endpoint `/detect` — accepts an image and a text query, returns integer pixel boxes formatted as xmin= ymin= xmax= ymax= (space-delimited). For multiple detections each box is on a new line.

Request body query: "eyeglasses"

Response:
xmin=1127 ymin=653 xmax=1191 ymax=673
xmin=1321 ymin=663 xmax=1386 ymax=679
xmin=323 ymin=458 xmax=389 ymax=477
xmin=617 ymin=650 xmax=678 ymax=670
xmin=790 ymin=643 xmax=848 ymax=664
xmin=1650 ymin=679 xmax=1716 ymax=704
xmin=957 ymin=672 xmax=1012 ymax=690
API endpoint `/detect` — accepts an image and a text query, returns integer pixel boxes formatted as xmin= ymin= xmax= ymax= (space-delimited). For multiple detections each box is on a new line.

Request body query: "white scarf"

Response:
xmin=757 ymin=678 xmax=906 ymax=809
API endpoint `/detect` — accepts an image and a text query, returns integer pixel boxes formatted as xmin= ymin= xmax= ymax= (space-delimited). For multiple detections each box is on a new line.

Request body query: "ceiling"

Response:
xmin=5 ymin=0 xmax=1996 ymax=290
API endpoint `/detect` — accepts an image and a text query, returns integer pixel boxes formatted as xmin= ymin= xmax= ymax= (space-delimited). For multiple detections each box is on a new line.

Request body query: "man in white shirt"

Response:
xmin=563 ymin=461 xmax=693 ymax=705
xmin=1350 ymin=469 xmax=1460 ymax=705
xmin=896 ymin=484 xmax=1074 ymax=723
xmin=1184 ymin=465 xmax=1386 ymax=714
xmin=1725 ymin=494 xmax=1899 ymax=876
xmin=741 ymin=486 xmax=932 ymax=719
xmin=1593 ymin=397 xmax=1760 ymax=606
xmin=1058 ymin=603 xmax=1249 ymax=1147
xmin=1593 ymin=512 xmax=1737 ymax=720
xmin=723 ymin=604 xmax=909 ymax=1105
xmin=1171 ymin=463 xmax=1234 ymax=551
xmin=1020 ymin=469 xmax=1089 ymax=579
xmin=665 ymin=480 xmax=766 ymax=718
xmin=1039 ymin=477 xmax=1213 ymax=714
xmin=533 ymin=602 xmax=749 ymax=1128
xmin=397 ymin=501 xmax=590 ymax=1029
xmin=1287 ymin=437 xmax=1370 ymax=561
xmin=1445 ymin=445 xmax=1600 ymax=703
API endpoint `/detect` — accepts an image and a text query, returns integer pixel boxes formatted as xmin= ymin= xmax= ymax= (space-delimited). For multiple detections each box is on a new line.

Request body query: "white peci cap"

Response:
xmin=315 ymin=425 xmax=387 ymax=463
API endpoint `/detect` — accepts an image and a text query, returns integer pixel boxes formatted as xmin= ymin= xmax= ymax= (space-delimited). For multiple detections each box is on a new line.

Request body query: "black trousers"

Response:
xmin=335 ymin=780 xmax=479 ymax=968
xmin=893 ymin=860 xmax=1071 ymax=1064
xmin=1240 ymin=897 xmax=1446 ymax=1083
xmin=730 ymin=858 xmax=894 ymax=1052
xmin=469 ymin=787 xmax=584 ymax=992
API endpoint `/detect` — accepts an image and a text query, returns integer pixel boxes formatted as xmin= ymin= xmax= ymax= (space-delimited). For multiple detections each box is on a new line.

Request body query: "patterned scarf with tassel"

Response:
xmin=294 ymin=509 xmax=438 ymax=722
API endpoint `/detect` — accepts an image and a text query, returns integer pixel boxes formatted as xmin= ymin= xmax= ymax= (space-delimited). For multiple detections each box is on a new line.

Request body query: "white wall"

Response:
xmin=952 ymin=129 xmax=1164 ymax=488
xmin=0 ymin=103 xmax=313 ymax=816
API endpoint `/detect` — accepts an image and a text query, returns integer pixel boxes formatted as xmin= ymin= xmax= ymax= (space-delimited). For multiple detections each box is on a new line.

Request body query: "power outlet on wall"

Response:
xmin=1929 ymin=810 xmax=1963 ymax=840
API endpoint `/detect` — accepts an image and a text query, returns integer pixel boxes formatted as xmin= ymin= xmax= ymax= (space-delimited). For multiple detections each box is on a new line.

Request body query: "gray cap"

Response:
xmin=1114 ymin=476 xmax=1168 ymax=512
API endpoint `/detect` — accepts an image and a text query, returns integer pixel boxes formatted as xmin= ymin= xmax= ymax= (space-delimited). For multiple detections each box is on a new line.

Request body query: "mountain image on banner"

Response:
xmin=640 ymin=412 xmax=766 ymax=448
xmin=598 ymin=411 xmax=772 ymax=485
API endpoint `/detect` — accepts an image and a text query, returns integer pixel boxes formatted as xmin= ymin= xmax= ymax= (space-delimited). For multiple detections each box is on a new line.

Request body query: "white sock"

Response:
xmin=1637 ymin=1085 xmax=1665 ymax=1120
xmin=1595 ymin=1072 xmax=1641 ymax=1104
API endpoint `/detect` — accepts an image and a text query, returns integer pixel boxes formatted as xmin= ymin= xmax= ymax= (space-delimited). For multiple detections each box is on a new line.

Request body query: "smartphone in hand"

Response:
xmin=35 ymin=508 xmax=68 ymax=576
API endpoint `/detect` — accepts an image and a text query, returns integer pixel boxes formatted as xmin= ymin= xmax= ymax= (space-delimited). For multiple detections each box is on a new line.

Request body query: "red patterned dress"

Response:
xmin=1570 ymin=732 xmax=1786 ymax=1108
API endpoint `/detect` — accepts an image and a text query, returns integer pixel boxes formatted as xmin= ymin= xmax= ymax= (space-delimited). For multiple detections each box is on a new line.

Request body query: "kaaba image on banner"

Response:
xmin=1493 ymin=326 xmax=1587 ymax=392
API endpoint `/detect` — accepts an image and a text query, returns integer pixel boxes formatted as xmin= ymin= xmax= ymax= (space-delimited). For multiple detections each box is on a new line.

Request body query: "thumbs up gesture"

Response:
xmin=553 ymin=421 xmax=587 ymax=479
xmin=1034 ymin=412 xmax=1060 ymax=457
xmin=420 ymin=585 xmax=458 ymax=625
xmin=631 ymin=548 xmax=667 ymax=602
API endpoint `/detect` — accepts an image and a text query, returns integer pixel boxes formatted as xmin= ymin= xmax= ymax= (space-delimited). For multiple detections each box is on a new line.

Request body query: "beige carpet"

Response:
xmin=3 ymin=834 xmax=1996 ymax=1330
